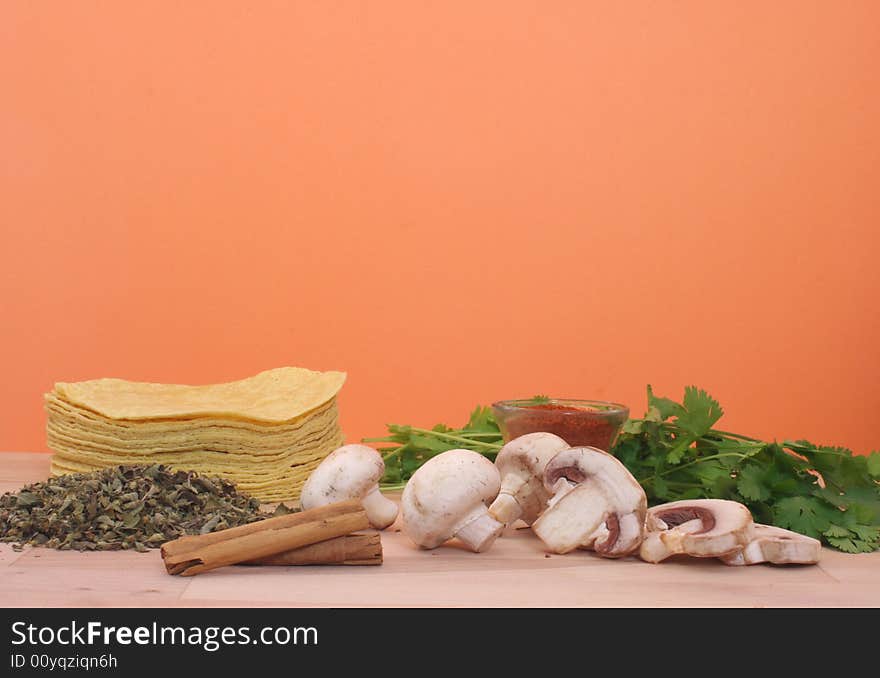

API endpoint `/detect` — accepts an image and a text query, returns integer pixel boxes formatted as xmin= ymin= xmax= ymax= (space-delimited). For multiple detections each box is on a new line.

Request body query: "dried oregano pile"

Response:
xmin=0 ymin=465 xmax=284 ymax=552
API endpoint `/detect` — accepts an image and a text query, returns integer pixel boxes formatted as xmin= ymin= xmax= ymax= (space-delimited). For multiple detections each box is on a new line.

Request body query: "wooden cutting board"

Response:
xmin=1 ymin=452 xmax=877 ymax=608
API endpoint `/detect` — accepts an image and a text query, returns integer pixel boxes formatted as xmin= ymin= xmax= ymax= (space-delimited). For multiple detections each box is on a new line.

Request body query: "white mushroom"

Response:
xmin=300 ymin=444 xmax=399 ymax=529
xmin=488 ymin=432 xmax=570 ymax=526
xmin=639 ymin=499 xmax=754 ymax=563
xmin=720 ymin=524 xmax=821 ymax=566
xmin=400 ymin=449 xmax=504 ymax=552
xmin=531 ymin=447 xmax=647 ymax=557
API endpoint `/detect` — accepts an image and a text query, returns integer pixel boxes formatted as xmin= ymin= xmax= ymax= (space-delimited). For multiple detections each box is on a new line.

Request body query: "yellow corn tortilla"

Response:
xmin=45 ymin=401 xmax=340 ymax=452
xmin=48 ymin=431 xmax=341 ymax=474
xmin=44 ymin=392 xmax=339 ymax=434
xmin=46 ymin=419 xmax=337 ymax=456
xmin=53 ymin=367 xmax=346 ymax=423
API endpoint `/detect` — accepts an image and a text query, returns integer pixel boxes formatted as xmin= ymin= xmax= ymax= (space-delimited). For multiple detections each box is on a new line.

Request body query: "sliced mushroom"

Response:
xmin=639 ymin=499 xmax=754 ymax=563
xmin=400 ymin=449 xmax=504 ymax=552
xmin=531 ymin=447 xmax=647 ymax=557
xmin=300 ymin=444 xmax=399 ymax=529
xmin=488 ymin=432 xmax=570 ymax=526
xmin=720 ymin=524 xmax=821 ymax=566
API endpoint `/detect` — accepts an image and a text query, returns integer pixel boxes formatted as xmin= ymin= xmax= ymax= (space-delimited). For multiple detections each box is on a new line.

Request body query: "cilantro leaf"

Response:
xmin=773 ymin=497 xmax=834 ymax=539
xmin=401 ymin=449 xmax=424 ymax=477
xmin=409 ymin=434 xmax=454 ymax=453
xmin=371 ymin=406 xmax=503 ymax=487
xmin=823 ymin=524 xmax=851 ymax=538
xmin=665 ymin=442 xmax=690 ymax=465
xmin=646 ymin=385 xmax=684 ymax=421
xmin=825 ymin=537 xmax=863 ymax=553
xmin=867 ymin=452 xmax=880 ymax=479
xmin=465 ymin=405 xmax=498 ymax=433
xmin=694 ymin=461 xmax=732 ymax=485
xmin=825 ymin=535 xmax=878 ymax=554
xmin=621 ymin=419 xmax=645 ymax=435
xmin=824 ymin=518 xmax=879 ymax=553
xmin=736 ymin=465 xmax=771 ymax=502
xmin=652 ymin=477 xmax=670 ymax=500
xmin=848 ymin=523 xmax=880 ymax=545
xmin=675 ymin=387 xmax=723 ymax=437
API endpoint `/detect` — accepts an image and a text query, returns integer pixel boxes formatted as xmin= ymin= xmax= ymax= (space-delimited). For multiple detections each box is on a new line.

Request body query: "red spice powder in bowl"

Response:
xmin=492 ymin=399 xmax=629 ymax=451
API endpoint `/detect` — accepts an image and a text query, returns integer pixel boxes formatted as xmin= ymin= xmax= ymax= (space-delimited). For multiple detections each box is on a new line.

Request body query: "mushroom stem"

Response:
xmin=532 ymin=482 xmax=609 ymax=554
xmin=721 ymin=524 xmax=821 ymax=566
xmin=489 ymin=432 xmax=570 ymax=527
xmin=454 ymin=510 xmax=504 ymax=553
xmin=488 ymin=492 xmax=523 ymax=526
xmin=546 ymin=478 xmax=577 ymax=509
xmin=360 ymin=485 xmax=399 ymax=530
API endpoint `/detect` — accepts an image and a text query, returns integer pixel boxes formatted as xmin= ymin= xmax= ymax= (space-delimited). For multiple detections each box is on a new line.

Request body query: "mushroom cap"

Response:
xmin=542 ymin=446 xmax=628 ymax=493
xmin=532 ymin=446 xmax=647 ymax=557
xmin=401 ymin=449 xmax=501 ymax=549
xmin=300 ymin=444 xmax=386 ymax=509
xmin=721 ymin=523 xmax=821 ymax=566
xmin=490 ymin=432 xmax=569 ymax=525
xmin=640 ymin=498 xmax=754 ymax=563
xmin=495 ymin=432 xmax=570 ymax=476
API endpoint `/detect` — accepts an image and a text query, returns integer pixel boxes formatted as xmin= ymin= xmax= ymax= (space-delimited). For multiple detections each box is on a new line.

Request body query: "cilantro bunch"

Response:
xmin=365 ymin=406 xmax=503 ymax=490
xmin=368 ymin=386 xmax=880 ymax=552
xmin=616 ymin=386 xmax=880 ymax=553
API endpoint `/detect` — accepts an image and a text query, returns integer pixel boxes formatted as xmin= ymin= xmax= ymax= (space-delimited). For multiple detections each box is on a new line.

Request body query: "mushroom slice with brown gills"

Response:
xmin=720 ymin=524 xmax=821 ymax=566
xmin=639 ymin=499 xmax=754 ymax=563
xmin=488 ymin=432 xmax=570 ymax=527
xmin=531 ymin=447 xmax=647 ymax=558
xmin=401 ymin=449 xmax=504 ymax=552
xmin=300 ymin=444 xmax=399 ymax=529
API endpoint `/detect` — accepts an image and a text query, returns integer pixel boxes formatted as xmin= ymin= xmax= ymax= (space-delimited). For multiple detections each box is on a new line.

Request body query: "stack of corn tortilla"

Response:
xmin=45 ymin=367 xmax=346 ymax=503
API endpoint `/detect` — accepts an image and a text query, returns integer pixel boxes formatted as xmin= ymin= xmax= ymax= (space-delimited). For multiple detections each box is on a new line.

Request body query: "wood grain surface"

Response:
xmin=1 ymin=453 xmax=877 ymax=608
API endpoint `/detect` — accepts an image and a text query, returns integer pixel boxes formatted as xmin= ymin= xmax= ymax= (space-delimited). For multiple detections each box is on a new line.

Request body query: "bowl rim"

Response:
xmin=491 ymin=398 xmax=629 ymax=416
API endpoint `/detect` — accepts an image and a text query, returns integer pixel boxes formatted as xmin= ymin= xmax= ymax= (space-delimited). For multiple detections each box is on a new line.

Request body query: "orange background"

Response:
xmin=2 ymin=2 xmax=878 ymax=456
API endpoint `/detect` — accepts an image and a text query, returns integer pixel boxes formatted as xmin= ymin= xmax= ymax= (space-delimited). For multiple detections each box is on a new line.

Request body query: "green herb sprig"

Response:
xmin=616 ymin=386 xmax=880 ymax=553
xmin=365 ymin=406 xmax=504 ymax=491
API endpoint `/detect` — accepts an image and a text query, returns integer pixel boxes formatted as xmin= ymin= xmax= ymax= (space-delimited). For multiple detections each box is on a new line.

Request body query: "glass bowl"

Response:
xmin=492 ymin=398 xmax=629 ymax=451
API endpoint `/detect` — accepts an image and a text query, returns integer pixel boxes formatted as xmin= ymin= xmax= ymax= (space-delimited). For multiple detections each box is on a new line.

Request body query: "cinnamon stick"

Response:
xmin=161 ymin=500 xmax=369 ymax=576
xmin=160 ymin=500 xmax=362 ymax=559
xmin=240 ymin=531 xmax=382 ymax=566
